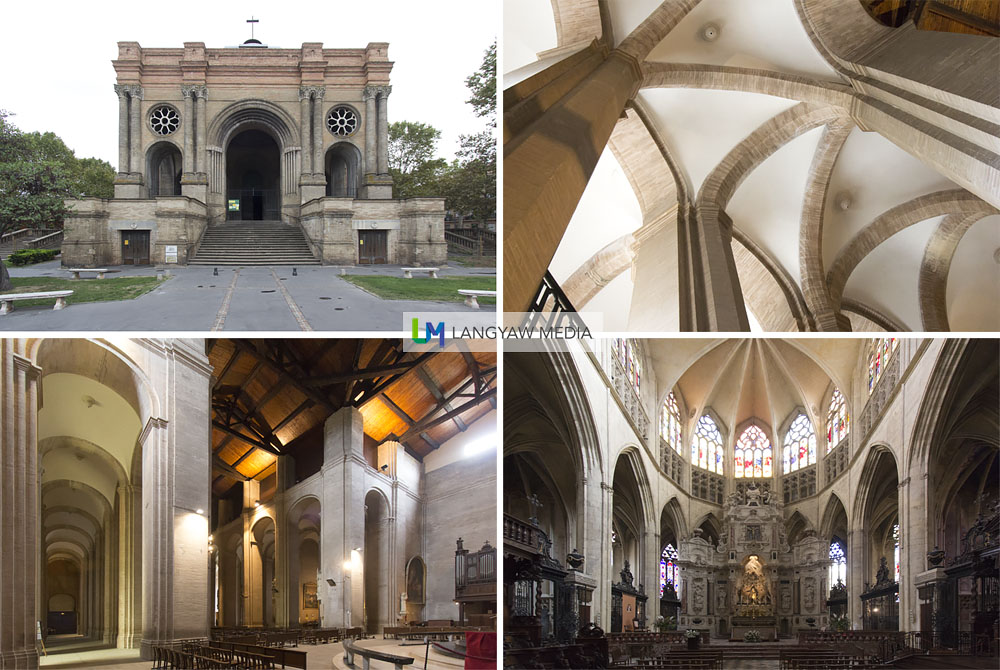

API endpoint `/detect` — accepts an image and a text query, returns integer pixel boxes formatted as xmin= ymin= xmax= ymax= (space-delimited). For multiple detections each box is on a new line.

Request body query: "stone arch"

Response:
xmin=146 ymin=140 xmax=183 ymax=197
xmin=286 ymin=495 xmax=321 ymax=625
xmin=820 ymin=493 xmax=849 ymax=541
xmin=786 ymin=511 xmax=814 ymax=547
xmin=693 ymin=512 xmax=723 ymax=547
xmin=209 ymin=100 xmax=298 ymax=150
xmin=363 ymin=489 xmax=390 ymax=634
xmin=659 ymin=497 xmax=688 ymax=548
xmin=918 ymin=213 xmax=991 ymax=331
xmin=249 ymin=516 xmax=277 ymax=627
xmin=854 ymin=445 xmax=900 ymax=523
xmin=826 ymin=189 xmax=998 ymax=308
xmin=325 ymin=142 xmax=362 ymax=197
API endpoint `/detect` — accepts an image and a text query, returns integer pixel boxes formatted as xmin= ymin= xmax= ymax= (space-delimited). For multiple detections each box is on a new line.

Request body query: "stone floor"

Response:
xmin=38 ymin=637 xmax=468 ymax=669
xmin=1 ymin=261 xmax=497 ymax=331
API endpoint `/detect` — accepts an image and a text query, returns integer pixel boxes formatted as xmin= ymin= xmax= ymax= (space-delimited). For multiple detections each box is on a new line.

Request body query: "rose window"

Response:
xmin=326 ymin=106 xmax=359 ymax=136
xmin=149 ymin=106 xmax=180 ymax=136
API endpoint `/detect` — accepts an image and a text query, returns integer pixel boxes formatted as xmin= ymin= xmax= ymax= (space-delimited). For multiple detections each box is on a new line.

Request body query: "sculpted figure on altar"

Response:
xmin=737 ymin=555 xmax=773 ymax=612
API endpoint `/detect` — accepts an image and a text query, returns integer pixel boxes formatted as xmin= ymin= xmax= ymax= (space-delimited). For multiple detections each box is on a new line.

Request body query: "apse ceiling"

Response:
xmin=207 ymin=339 xmax=497 ymax=496
xmin=504 ymin=0 xmax=1000 ymax=331
xmin=647 ymin=338 xmax=864 ymax=442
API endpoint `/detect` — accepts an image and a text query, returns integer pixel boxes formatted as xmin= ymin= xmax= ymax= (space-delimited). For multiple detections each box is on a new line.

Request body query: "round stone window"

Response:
xmin=326 ymin=106 xmax=359 ymax=136
xmin=149 ymin=106 xmax=180 ymax=136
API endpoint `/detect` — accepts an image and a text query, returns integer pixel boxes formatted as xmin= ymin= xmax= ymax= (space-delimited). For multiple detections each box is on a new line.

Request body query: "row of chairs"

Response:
xmin=152 ymin=644 xmax=276 ymax=669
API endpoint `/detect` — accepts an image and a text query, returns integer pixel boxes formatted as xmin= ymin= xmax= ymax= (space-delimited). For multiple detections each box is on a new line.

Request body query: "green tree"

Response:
xmin=443 ymin=41 xmax=497 ymax=226
xmin=0 ymin=111 xmax=113 ymax=289
xmin=465 ymin=41 xmax=496 ymax=127
xmin=388 ymin=121 xmax=447 ymax=199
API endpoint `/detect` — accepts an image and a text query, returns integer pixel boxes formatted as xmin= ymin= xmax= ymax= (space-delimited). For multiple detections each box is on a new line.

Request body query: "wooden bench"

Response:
xmin=214 ymin=640 xmax=307 ymax=669
xmin=66 ymin=268 xmax=120 ymax=280
xmin=0 ymin=290 xmax=73 ymax=314
xmin=402 ymin=267 xmax=439 ymax=279
xmin=458 ymin=289 xmax=495 ymax=309
xmin=343 ymin=638 xmax=414 ymax=670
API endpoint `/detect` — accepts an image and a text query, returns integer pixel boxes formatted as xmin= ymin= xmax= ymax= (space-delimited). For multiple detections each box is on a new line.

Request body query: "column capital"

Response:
xmin=299 ymin=85 xmax=326 ymax=100
xmin=373 ymin=85 xmax=392 ymax=98
xmin=180 ymin=84 xmax=208 ymax=99
xmin=115 ymin=84 xmax=143 ymax=99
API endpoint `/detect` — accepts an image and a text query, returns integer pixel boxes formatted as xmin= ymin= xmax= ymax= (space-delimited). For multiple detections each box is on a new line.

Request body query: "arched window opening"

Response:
xmin=691 ymin=415 xmax=723 ymax=474
xmin=734 ymin=424 xmax=772 ymax=478
xmin=660 ymin=392 xmax=682 ymax=453
xmin=827 ymin=388 xmax=849 ymax=452
xmin=783 ymin=413 xmax=816 ymax=473
xmin=892 ymin=523 xmax=900 ymax=583
xmin=613 ymin=339 xmax=642 ymax=394
xmin=829 ymin=540 xmax=847 ymax=588
xmin=867 ymin=338 xmax=898 ymax=395
xmin=659 ymin=543 xmax=680 ymax=598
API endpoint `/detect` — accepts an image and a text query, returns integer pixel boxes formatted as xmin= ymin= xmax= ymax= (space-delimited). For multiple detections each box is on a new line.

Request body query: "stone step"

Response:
xmin=190 ymin=221 xmax=320 ymax=266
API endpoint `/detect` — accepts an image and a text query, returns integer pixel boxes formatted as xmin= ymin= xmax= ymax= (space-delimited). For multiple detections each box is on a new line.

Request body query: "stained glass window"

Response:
xmin=691 ymin=414 xmax=724 ymax=474
xmin=827 ymin=388 xmax=849 ymax=453
xmin=613 ymin=339 xmax=643 ymax=395
xmin=734 ymin=424 xmax=772 ymax=478
xmin=829 ymin=540 xmax=846 ymax=588
xmin=659 ymin=543 xmax=680 ymax=598
xmin=661 ymin=392 xmax=683 ymax=453
xmin=867 ymin=338 xmax=898 ymax=395
xmin=783 ymin=413 xmax=816 ymax=473
xmin=892 ymin=523 xmax=900 ymax=583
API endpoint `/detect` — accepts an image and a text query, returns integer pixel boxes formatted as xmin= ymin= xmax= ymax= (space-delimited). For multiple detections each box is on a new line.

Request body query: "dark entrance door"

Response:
xmin=358 ymin=230 xmax=388 ymax=264
xmin=47 ymin=610 xmax=77 ymax=635
xmin=121 ymin=230 xmax=150 ymax=265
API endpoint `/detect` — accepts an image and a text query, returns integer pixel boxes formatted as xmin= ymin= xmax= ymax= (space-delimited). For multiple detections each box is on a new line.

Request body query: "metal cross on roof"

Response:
xmin=247 ymin=17 xmax=259 ymax=40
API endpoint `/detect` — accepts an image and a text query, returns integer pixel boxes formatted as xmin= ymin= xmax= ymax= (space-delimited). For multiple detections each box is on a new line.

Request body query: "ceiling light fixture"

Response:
xmin=834 ymin=191 xmax=852 ymax=211
xmin=700 ymin=23 xmax=720 ymax=42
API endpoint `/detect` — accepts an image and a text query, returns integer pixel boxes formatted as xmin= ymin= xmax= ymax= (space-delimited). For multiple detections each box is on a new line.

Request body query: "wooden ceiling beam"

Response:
xmin=213 ymin=455 xmax=250 ymax=481
xmin=234 ymin=340 xmax=335 ymax=412
xmin=394 ymin=387 xmax=498 ymax=444
xmin=212 ymin=349 xmax=241 ymax=390
xmin=212 ymin=420 xmax=281 ymax=456
xmin=272 ymin=399 xmax=314 ymax=435
xmin=304 ymin=351 xmax=435 ymax=386
xmin=379 ymin=394 xmax=415 ymax=425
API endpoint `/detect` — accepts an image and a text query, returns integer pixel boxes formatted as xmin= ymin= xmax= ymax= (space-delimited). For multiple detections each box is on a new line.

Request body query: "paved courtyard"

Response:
xmin=0 ymin=261 xmax=496 ymax=331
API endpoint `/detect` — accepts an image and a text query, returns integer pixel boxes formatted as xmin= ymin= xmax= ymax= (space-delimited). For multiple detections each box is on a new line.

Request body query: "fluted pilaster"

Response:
xmin=181 ymin=86 xmax=196 ymax=173
xmin=115 ymin=85 xmax=130 ymax=173
xmin=312 ymin=87 xmax=326 ymax=176
xmin=127 ymin=85 xmax=143 ymax=177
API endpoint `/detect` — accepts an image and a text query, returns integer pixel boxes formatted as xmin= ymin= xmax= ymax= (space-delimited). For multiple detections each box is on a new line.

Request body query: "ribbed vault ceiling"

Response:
xmin=504 ymin=0 xmax=999 ymax=331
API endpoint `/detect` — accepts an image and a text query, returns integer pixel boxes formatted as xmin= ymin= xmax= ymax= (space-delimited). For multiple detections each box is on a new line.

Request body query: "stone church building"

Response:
xmin=504 ymin=337 xmax=998 ymax=666
xmin=0 ymin=338 xmax=496 ymax=668
xmin=63 ymin=39 xmax=446 ymax=267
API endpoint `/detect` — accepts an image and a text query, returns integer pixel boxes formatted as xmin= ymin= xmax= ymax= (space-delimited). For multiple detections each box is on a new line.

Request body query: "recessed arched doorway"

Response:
xmin=226 ymin=130 xmax=281 ymax=221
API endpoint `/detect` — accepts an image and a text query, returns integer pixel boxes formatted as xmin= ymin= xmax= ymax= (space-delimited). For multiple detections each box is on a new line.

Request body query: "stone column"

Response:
xmin=321 ymin=407 xmax=367 ymax=629
xmin=363 ymin=86 xmax=377 ymax=176
xmin=115 ymin=85 xmax=130 ymax=174
xmin=128 ymin=85 xmax=143 ymax=178
xmin=299 ymin=88 xmax=313 ymax=175
xmin=504 ymin=49 xmax=642 ymax=312
xmin=376 ymin=86 xmax=391 ymax=175
xmin=313 ymin=88 xmax=326 ymax=178
xmin=195 ymin=87 xmax=207 ymax=174
xmin=118 ymin=484 xmax=141 ymax=648
xmin=140 ymin=341 xmax=212 ymax=660
xmin=181 ymin=86 xmax=195 ymax=174
xmin=0 ymin=343 xmax=42 ymax=669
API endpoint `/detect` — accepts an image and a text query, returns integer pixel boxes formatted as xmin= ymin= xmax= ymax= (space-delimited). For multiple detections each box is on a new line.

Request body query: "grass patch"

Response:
xmin=341 ymin=275 xmax=496 ymax=304
xmin=2 ymin=276 xmax=164 ymax=309
xmin=448 ymin=254 xmax=497 ymax=268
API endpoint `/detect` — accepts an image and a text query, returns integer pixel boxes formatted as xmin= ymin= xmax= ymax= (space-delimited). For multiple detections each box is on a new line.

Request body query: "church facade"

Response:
xmin=62 ymin=40 xmax=446 ymax=267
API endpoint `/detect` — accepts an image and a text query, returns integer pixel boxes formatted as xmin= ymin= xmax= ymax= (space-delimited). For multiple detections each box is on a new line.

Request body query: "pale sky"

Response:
xmin=0 ymin=0 xmax=497 ymax=170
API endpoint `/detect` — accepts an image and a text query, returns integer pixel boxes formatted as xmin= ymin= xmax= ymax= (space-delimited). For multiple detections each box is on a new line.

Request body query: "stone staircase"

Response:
xmin=189 ymin=221 xmax=320 ymax=266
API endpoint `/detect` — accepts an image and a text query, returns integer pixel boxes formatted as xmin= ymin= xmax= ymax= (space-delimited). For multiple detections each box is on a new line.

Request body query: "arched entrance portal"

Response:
xmin=226 ymin=130 xmax=281 ymax=221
